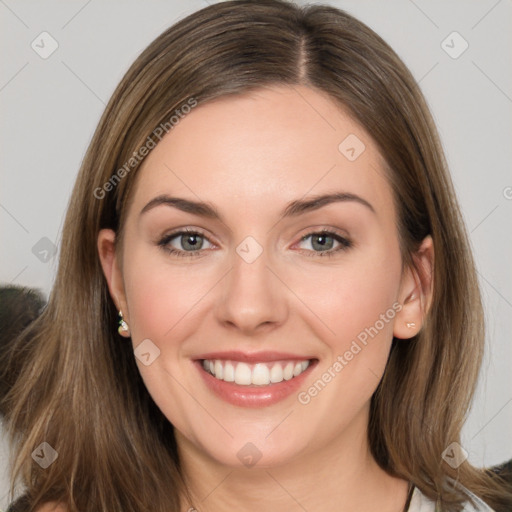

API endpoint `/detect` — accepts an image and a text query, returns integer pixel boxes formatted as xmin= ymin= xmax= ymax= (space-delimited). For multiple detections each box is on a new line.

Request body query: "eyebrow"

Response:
xmin=139 ymin=192 xmax=376 ymax=220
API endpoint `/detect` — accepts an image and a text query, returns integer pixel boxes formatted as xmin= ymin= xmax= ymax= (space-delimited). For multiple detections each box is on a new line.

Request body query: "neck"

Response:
xmin=176 ymin=407 xmax=410 ymax=512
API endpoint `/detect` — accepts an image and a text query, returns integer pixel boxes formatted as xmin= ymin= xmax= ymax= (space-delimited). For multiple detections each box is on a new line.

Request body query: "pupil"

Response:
xmin=183 ymin=234 xmax=202 ymax=250
xmin=313 ymin=234 xmax=333 ymax=251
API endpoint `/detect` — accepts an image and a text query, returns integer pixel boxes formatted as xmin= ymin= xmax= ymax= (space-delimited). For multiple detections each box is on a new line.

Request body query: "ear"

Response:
xmin=97 ymin=229 xmax=130 ymax=336
xmin=393 ymin=235 xmax=434 ymax=340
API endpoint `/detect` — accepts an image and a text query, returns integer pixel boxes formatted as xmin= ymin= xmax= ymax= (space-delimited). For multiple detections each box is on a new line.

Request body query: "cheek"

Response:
xmin=289 ymin=246 xmax=402 ymax=350
xmin=289 ymin=249 xmax=403 ymax=422
xmin=120 ymin=245 xmax=218 ymax=430
xmin=121 ymin=244 xmax=209 ymax=342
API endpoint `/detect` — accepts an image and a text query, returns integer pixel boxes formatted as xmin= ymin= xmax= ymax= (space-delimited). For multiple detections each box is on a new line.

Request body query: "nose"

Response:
xmin=215 ymin=244 xmax=288 ymax=335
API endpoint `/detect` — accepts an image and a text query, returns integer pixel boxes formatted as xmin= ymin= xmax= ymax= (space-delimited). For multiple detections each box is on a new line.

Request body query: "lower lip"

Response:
xmin=194 ymin=360 xmax=317 ymax=408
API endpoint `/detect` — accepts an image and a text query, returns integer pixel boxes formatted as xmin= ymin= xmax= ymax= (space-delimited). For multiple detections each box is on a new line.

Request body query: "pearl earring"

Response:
xmin=118 ymin=310 xmax=130 ymax=336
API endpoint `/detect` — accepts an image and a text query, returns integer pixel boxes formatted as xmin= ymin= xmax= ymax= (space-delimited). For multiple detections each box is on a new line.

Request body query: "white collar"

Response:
xmin=407 ymin=483 xmax=495 ymax=512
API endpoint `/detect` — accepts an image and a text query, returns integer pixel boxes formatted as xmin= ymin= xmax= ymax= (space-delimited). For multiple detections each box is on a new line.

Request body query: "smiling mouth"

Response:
xmin=199 ymin=358 xmax=315 ymax=386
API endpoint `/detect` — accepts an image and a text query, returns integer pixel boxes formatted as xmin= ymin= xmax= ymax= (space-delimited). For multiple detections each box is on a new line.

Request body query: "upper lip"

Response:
xmin=194 ymin=351 xmax=316 ymax=363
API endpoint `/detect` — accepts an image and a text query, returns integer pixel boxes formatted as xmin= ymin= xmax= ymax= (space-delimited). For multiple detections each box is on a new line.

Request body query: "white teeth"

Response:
xmin=234 ymin=362 xmax=252 ymax=385
xmin=202 ymin=358 xmax=311 ymax=386
xmin=269 ymin=363 xmax=283 ymax=383
xmin=214 ymin=360 xmax=223 ymax=380
xmin=224 ymin=361 xmax=235 ymax=382
xmin=283 ymin=362 xmax=294 ymax=380
xmin=251 ymin=363 xmax=270 ymax=385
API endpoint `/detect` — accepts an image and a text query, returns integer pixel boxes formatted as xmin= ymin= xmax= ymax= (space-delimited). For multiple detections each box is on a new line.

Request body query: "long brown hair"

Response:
xmin=1 ymin=1 xmax=510 ymax=510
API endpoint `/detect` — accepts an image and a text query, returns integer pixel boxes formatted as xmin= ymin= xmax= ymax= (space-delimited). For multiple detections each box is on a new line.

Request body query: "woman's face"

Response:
xmin=99 ymin=85 xmax=424 ymax=468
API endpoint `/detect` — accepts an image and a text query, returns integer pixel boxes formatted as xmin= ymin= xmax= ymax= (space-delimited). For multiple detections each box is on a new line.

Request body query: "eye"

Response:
xmin=157 ymin=228 xmax=352 ymax=259
xmin=295 ymin=230 xmax=352 ymax=257
xmin=158 ymin=229 xmax=214 ymax=258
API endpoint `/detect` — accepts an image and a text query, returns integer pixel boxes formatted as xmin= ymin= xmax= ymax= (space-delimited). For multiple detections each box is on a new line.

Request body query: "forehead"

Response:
xmin=129 ymin=85 xmax=392 ymax=220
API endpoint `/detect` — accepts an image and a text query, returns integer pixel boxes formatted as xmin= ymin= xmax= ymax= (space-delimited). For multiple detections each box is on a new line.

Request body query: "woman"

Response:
xmin=1 ymin=1 xmax=510 ymax=511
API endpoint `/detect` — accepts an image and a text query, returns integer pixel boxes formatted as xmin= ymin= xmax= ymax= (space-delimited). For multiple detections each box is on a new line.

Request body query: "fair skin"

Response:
xmin=87 ymin=85 xmax=433 ymax=512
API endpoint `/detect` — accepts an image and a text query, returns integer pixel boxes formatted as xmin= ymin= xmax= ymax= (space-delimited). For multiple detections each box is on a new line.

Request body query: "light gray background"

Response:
xmin=1 ymin=0 xmax=511 ymax=507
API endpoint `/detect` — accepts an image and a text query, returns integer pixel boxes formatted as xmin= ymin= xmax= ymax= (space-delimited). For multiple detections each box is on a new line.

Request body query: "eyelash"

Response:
xmin=157 ymin=228 xmax=353 ymax=259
